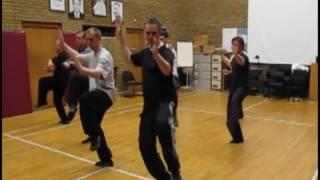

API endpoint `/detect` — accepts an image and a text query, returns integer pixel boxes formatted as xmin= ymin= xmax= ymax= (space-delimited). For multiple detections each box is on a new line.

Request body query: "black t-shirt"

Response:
xmin=52 ymin=51 xmax=71 ymax=89
xmin=131 ymin=46 xmax=176 ymax=110
xmin=230 ymin=53 xmax=250 ymax=93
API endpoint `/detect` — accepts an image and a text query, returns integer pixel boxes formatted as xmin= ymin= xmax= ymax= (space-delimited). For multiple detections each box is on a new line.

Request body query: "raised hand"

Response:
xmin=151 ymin=36 xmax=159 ymax=54
xmin=57 ymin=29 xmax=65 ymax=49
xmin=113 ymin=18 xmax=122 ymax=36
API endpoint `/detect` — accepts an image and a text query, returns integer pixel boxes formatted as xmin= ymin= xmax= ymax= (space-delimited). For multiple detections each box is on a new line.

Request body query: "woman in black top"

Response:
xmin=36 ymin=41 xmax=71 ymax=124
xmin=221 ymin=36 xmax=249 ymax=143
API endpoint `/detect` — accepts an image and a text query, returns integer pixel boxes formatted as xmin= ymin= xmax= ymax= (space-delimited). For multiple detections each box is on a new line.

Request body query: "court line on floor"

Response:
xmin=243 ymin=99 xmax=270 ymax=111
xmin=3 ymin=107 xmax=142 ymax=143
xmin=177 ymin=96 xmax=269 ymax=116
xmin=312 ymin=168 xmax=318 ymax=180
xmin=3 ymin=91 xmax=212 ymax=142
xmin=4 ymin=133 xmax=152 ymax=180
xmin=178 ymin=107 xmax=315 ymax=127
xmin=179 ymin=98 xmax=316 ymax=127
xmin=244 ymin=115 xmax=315 ymax=127
xmin=5 ymin=122 xmax=59 ymax=135
xmin=5 ymin=104 xmax=143 ymax=135
xmin=74 ymin=168 xmax=107 ymax=180
xmin=3 ymin=90 xmax=209 ymax=136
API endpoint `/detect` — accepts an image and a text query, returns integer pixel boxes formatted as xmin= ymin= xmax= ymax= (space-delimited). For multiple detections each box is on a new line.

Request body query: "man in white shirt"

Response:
xmin=59 ymin=27 xmax=116 ymax=167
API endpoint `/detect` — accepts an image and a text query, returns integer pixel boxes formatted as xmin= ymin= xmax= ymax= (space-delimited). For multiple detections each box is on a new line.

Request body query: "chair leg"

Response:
xmin=132 ymin=84 xmax=136 ymax=96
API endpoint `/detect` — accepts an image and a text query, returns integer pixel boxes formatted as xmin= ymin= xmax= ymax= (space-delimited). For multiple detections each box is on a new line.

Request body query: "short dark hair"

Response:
xmin=144 ymin=17 xmax=161 ymax=31
xmin=232 ymin=36 xmax=245 ymax=51
xmin=160 ymin=26 xmax=169 ymax=38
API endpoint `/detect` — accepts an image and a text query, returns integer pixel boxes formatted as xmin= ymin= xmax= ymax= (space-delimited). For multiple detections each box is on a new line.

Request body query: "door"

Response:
xmin=23 ymin=22 xmax=62 ymax=108
xmin=126 ymin=28 xmax=144 ymax=90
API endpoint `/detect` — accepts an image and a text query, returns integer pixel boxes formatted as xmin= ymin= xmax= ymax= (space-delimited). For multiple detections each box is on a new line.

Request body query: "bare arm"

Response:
xmin=151 ymin=37 xmax=171 ymax=76
xmin=74 ymin=62 xmax=103 ymax=79
xmin=234 ymin=53 xmax=246 ymax=66
xmin=114 ymin=20 xmax=135 ymax=67
xmin=59 ymin=32 xmax=80 ymax=64
xmin=221 ymin=54 xmax=232 ymax=68
xmin=58 ymin=30 xmax=102 ymax=79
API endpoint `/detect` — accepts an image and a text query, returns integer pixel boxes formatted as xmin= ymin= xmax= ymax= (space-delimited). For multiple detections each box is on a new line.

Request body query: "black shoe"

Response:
xmin=67 ymin=108 xmax=78 ymax=122
xmin=95 ymin=160 xmax=114 ymax=167
xmin=171 ymin=171 xmax=182 ymax=180
xmin=173 ymin=117 xmax=179 ymax=128
xmin=81 ymin=137 xmax=91 ymax=144
xmin=58 ymin=120 xmax=70 ymax=125
xmin=230 ymin=139 xmax=244 ymax=144
xmin=90 ymin=136 xmax=101 ymax=151
xmin=239 ymin=112 xmax=244 ymax=119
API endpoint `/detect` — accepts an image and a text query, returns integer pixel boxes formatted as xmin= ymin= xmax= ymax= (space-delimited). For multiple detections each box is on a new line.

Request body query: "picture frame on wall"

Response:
xmin=111 ymin=1 xmax=123 ymax=23
xmin=68 ymin=0 xmax=85 ymax=20
xmin=93 ymin=0 xmax=107 ymax=17
xmin=49 ymin=0 xmax=66 ymax=12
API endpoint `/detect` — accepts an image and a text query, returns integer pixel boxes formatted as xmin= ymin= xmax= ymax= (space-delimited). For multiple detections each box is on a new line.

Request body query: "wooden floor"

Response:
xmin=2 ymin=90 xmax=318 ymax=180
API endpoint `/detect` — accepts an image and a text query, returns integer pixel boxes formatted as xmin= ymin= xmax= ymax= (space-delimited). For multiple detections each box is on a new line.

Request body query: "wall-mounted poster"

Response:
xmin=93 ymin=0 xmax=107 ymax=16
xmin=49 ymin=0 xmax=65 ymax=12
xmin=68 ymin=0 xmax=85 ymax=20
xmin=111 ymin=1 xmax=123 ymax=23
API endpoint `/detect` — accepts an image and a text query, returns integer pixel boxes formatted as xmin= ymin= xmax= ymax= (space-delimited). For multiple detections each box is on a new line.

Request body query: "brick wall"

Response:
xmin=2 ymin=0 xmax=247 ymax=90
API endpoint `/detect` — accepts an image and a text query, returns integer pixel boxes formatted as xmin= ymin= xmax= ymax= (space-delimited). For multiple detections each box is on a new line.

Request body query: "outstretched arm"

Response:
xmin=58 ymin=30 xmax=103 ymax=79
xmin=221 ymin=54 xmax=232 ymax=68
xmin=114 ymin=20 xmax=135 ymax=67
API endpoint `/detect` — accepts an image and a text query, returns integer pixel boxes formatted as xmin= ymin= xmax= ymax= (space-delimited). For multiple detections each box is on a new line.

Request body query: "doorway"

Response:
xmin=23 ymin=22 xmax=62 ymax=108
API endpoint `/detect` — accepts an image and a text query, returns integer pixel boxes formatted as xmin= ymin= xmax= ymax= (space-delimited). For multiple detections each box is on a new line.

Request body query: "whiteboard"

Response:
xmin=222 ymin=28 xmax=237 ymax=52
xmin=248 ymin=0 xmax=318 ymax=64
xmin=177 ymin=41 xmax=193 ymax=67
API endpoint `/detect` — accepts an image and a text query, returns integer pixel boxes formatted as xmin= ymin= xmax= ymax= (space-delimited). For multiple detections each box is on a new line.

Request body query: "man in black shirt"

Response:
xmin=115 ymin=17 xmax=182 ymax=180
xmin=221 ymin=36 xmax=249 ymax=144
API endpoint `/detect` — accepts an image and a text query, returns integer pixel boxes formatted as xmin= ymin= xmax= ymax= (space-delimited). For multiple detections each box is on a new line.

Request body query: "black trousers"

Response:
xmin=37 ymin=76 xmax=54 ymax=106
xmin=67 ymin=74 xmax=89 ymax=107
xmin=227 ymin=87 xmax=247 ymax=141
xmin=79 ymin=90 xmax=113 ymax=161
xmin=139 ymin=102 xmax=180 ymax=180
xmin=37 ymin=76 xmax=68 ymax=122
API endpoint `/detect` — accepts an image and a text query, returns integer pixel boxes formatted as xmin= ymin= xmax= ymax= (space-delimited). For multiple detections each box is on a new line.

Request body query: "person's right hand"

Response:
xmin=113 ymin=18 xmax=122 ymax=36
xmin=57 ymin=29 xmax=65 ymax=48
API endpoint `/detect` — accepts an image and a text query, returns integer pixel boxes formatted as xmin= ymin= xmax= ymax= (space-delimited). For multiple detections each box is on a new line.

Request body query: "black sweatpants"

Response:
xmin=53 ymin=86 xmax=68 ymax=122
xmin=227 ymin=87 xmax=248 ymax=141
xmin=37 ymin=76 xmax=68 ymax=122
xmin=67 ymin=74 xmax=89 ymax=107
xmin=139 ymin=102 xmax=180 ymax=180
xmin=37 ymin=76 xmax=54 ymax=107
xmin=79 ymin=90 xmax=113 ymax=161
